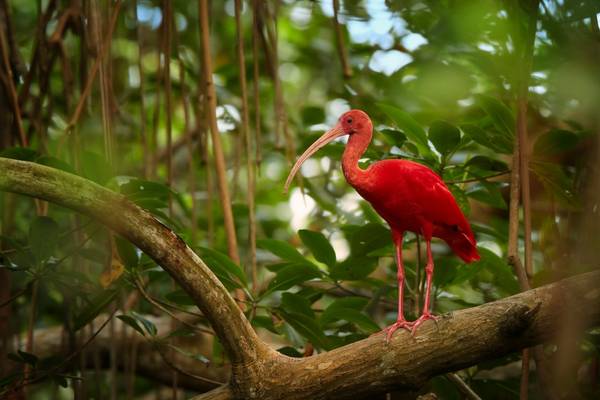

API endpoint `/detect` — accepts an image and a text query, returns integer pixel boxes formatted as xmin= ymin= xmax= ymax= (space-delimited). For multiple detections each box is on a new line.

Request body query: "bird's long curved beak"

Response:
xmin=283 ymin=123 xmax=345 ymax=194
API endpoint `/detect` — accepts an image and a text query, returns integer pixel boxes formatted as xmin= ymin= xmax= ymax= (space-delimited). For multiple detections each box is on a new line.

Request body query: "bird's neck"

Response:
xmin=342 ymin=131 xmax=372 ymax=189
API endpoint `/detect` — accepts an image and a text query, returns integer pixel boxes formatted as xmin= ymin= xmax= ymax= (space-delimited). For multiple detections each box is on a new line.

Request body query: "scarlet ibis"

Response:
xmin=284 ymin=109 xmax=480 ymax=340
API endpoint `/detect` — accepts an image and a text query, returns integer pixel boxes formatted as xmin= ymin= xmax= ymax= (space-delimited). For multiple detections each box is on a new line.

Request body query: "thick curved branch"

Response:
xmin=0 ymin=157 xmax=271 ymax=365
xmin=194 ymin=270 xmax=600 ymax=400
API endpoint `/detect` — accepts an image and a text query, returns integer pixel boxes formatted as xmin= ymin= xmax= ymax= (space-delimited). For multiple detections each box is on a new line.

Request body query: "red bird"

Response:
xmin=285 ymin=109 xmax=480 ymax=341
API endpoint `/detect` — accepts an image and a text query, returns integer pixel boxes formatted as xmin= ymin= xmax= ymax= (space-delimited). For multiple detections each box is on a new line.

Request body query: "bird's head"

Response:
xmin=284 ymin=109 xmax=372 ymax=193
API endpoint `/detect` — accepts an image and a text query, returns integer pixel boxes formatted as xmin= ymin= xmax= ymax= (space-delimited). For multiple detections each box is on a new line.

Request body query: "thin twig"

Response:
xmin=67 ymin=0 xmax=122 ymax=130
xmin=251 ymin=0 xmax=263 ymax=168
xmin=0 ymin=285 xmax=28 ymax=308
xmin=445 ymin=373 xmax=482 ymax=400
xmin=134 ymin=0 xmax=149 ymax=179
xmin=0 ymin=22 xmax=27 ymax=146
xmin=446 ymin=170 xmax=510 ymax=184
xmin=134 ymin=278 xmax=213 ymax=335
xmin=154 ymin=342 xmax=223 ymax=386
xmin=332 ymin=0 xmax=352 ymax=78
xmin=163 ymin=0 xmax=174 ymax=215
xmin=198 ymin=0 xmax=241 ymax=264
xmin=235 ymin=0 xmax=258 ymax=291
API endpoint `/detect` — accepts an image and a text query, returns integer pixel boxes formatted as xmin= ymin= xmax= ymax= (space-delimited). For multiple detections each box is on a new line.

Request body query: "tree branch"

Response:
xmin=192 ymin=270 xmax=600 ymax=400
xmin=2 ymin=158 xmax=600 ymax=400
xmin=0 ymin=157 xmax=272 ymax=365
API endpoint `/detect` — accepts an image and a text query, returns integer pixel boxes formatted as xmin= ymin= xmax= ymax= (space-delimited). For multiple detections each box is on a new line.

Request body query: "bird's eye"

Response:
xmin=346 ymin=118 xmax=353 ymax=124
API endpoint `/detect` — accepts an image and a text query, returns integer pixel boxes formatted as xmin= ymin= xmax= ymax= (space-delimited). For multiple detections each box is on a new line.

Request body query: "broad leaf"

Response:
xmin=264 ymin=263 xmax=321 ymax=296
xmin=378 ymin=103 xmax=431 ymax=157
xmin=428 ymin=120 xmax=461 ymax=157
xmin=280 ymin=292 xmax=315 ymax=319
xmin=279 ymin=310 xmax=330 ymax=350
xmin=74 ymin=289 xmax=119 ymax=331
xmin=476 ymin=94 xmax=514 ymax=137
xmin=298 ymin=229 xmax=336 ymax=267
xmin=117 ymin=315 xmax=146 ymax=336
xmin=257 ymin=239 xmax=308 ymax=264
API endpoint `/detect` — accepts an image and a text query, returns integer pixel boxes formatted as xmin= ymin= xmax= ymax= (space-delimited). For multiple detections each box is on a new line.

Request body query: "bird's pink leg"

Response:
xmin=383 ymin=232 xmax=412 ymax=342
xmin=411 ymin=235 xmax=439 ymax=335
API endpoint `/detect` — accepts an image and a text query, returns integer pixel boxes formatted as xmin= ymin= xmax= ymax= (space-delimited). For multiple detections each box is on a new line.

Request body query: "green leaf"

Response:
xmin=322 ymin=308 xmax=379 ymax=333
xmin=279 ymin=310 xmax=330 ymax=350
xmin=74 ymin=289 xmax=119 ymax=331
xmin=167 ymin=344 xmax=210 ymax=364
xmin=301 ymin=106 xmax=325 ymax=125
xmin=198 ymin=247 xmax=247 ymax=287
xmin=476 ymin=248 xmax=519 ymax=295
xmin=476 ymin=94 xmax=515 ymax=137
xmin=531 ymin=161 xmax=578 ymax=207
xmin=330 ymin=256 xmax=377 ymax=281
xmin=29 ymin=216 xmax=60 ymax=263
xmin=115 ymin=236 xmax=139 ymax=269
xmin=0 ymin=147 xmax=38 ymax=161
xmin=280 ymin=292 xmax=315 ymax=319
xmin=461 ymin=123 xmax=513 ymax=154
xmin=321 ymin=297 xmax=378 ymax=333
xmin=428 ymin=120 xmax=461 ymax=156
xmin=264 ymin=263 xmax=321 ymax=296
xmin=17 ymin=350 xmax=38 ymax=366
xmin=165 ymin=289 xmax=196 ymax=306
xmin=378 ymin=103 xmax=431 ymax=156
xmin=534 ymin=129 xmax=580 ymax=157
xmin=466 ymin=182 xmax=507 ymax=209
xmin=379 ymin=128 xmax=407 ymax=148
xmin=120 ymin=179 xmax=172 ymax=210
xmin=257 ymin=239 xmax=308 ymax=264
xmin=348 ymin=223 xmax=391 ymax=257
xmin=298 ymin=230 xmax=336 ymax=267
xmin=36 ymin=155 xmax=76 ymax=174
xmin=465 ymin=155 xmax=508 ymax=173
xmin=252 ymin=316 xmax=279 ymax=334
xmin=131 ymin=311 xmax=157 ymax=336
xmin=117 ymin=315 xmax=146 ymax=336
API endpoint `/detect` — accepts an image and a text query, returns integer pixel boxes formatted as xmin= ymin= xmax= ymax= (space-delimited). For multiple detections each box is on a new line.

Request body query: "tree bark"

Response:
xmin=1 ymin=157 xmax=599 ymax=400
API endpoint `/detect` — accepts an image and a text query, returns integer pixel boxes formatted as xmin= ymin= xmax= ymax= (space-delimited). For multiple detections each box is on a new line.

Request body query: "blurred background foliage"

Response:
xmin=0 ymin=0 xmax=599 ymax=398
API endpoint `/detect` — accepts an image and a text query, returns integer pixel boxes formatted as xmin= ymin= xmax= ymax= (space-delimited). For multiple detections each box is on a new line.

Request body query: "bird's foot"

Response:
xmin=410 ymin=313 xmax=439 ymax=336
xmin=382 ymin=320 xmax=414 ymax=343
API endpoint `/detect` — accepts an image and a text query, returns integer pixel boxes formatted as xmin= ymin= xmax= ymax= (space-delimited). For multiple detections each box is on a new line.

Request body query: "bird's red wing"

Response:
xmin=360 ymin=160 xmax=479 ymax=262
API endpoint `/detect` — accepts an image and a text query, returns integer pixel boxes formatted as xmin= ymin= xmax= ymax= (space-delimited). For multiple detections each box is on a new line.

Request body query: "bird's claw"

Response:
xmin=410 ymin=313 xmax=439 ymax=336
xmin=383 ymin=320 xmax=414 ymax=343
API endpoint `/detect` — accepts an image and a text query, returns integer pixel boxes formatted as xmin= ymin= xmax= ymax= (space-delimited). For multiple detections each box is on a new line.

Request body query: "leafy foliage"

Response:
xmin=0 ymin=0 xmax=598 ymax=398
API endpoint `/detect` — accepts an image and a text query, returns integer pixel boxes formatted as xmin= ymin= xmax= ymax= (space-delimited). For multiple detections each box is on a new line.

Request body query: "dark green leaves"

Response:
xmin=533 ymin=129 xmax=581 ymax=157
xmin=258 ymin=239 xmax=307 ymax=264
xmin=264 ymin=263 xmax=321 ymax=296
xmin=198 ymin=247 xmax=247 ymax=290
xmin=321 ymin=297 xmax=379 ymax=333
xmin=29 ymin=216 xmax=60 ymax=264
xmin=330 ymin=256 xmax=377 ymax=281
xmin=429 ymin=121 xmax=461 ymax=157
xmin=461 ymin=123 xmax=513 ymax=154
xmin=476 ymin=94 xmax=515 ymax=137
xmin=298 ymin=230 xmax=336 ymax=267
xmin=74 ymin=288 xmax=119 ymax=331
xmin=378 ymin=103 xmax=431 ymax=156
